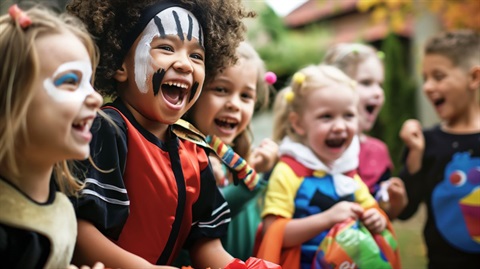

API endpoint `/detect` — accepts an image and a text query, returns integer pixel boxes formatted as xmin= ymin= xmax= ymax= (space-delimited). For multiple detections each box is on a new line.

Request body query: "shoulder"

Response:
xmin=361 ymin=136 xmax=389 ymax=151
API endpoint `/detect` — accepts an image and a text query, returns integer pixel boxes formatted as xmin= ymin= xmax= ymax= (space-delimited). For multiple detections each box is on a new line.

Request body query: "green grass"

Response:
xmin=393 ymin=204 xmax=428 ymax=269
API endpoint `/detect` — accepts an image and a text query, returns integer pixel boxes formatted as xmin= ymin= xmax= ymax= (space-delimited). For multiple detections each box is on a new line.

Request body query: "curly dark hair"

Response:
xmin=66 ymin=0 xmax=254 ymax=97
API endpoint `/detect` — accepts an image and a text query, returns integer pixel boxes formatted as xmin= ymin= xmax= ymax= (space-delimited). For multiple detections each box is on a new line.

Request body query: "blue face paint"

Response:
xmin=53 ymin=73 xmax=79 ymax=87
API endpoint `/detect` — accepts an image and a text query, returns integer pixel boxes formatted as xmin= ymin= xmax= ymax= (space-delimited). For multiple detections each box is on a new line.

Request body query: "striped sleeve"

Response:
xmin=70 ymin=109 xmax=129 ymax=240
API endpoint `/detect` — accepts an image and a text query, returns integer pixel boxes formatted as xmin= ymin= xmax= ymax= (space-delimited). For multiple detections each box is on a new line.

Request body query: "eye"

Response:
xmin=190 ymin=52 xmax=204 ymax=61
xmin=157 ymin=45 xmax=174 ymax=52
xmin=54 ymin=72 xmax=80 ymax=89
xmin=344 ymin=112 xmax=356 ymax=119
xmin=213 ymin=86 xmax=227 ymax=94
xmin=359 ymin=79 xmax=373 ymax=87
xmin=432 ymin=71 xmax=446 ymax=81
xmin=241 ymin=92 xmax=254 ymax=100
xmin=319 ymin=113 xmax=332 ymax=120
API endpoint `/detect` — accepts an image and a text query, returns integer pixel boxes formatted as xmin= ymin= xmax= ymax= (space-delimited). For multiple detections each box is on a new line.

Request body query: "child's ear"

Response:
xmin=289 ymin=111 xmax=306 ymax=136
xmin=469 ymin=65 xmax=480 ymax=90
xmin=114 ymin=63 xmax=128 ymax=82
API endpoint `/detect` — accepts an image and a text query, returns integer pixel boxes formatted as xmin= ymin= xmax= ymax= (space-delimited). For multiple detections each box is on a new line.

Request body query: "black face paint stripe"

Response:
xmin=152 ymin=68 xmax=165 ymax=96
xmin=189 ymin=82 xmax=199 ymax=102
xmin=187 ymin=14 xmax=193 ymax=41
xmin=172 ymin=10 xmax=184 ymax=41
xmin=198 ymin=25 xmax=203 ymax=45
xmin=154 ymin=16 xmax=166 ymax=38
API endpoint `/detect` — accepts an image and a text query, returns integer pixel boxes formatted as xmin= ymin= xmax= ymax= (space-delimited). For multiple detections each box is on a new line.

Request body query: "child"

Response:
xmin=260 ymin=65 xmax=389 ymax=268
xmin=398 ymin=29 xmax=480 ymax=269
xmin=66 ymin=0 xmax=253 ymax=268
xmin=184 ymin=41 xmax=278 ymax=261
xmin=323 ymin=43 xmax=407 ymax=219
xmin=0 ymin=5 xmax=103 ymax=268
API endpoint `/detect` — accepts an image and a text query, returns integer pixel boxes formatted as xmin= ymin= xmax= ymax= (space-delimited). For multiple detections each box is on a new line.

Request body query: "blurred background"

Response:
xmin=2 ymin=1 xmax=479 ymax=268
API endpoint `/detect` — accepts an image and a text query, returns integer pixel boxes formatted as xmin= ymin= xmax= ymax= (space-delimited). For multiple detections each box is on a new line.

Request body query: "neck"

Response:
xmin=123 ymin=101 xmax=170 ymax=140
xmin=1 ymin=160 xmax=53 ymax=203
xmin=442 ymin=104 xmax=480 ymax=133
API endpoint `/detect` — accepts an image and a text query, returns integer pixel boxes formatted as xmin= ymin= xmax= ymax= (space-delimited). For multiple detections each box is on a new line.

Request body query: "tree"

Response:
xmin=357 ymin=0 xmax=480 ymax=31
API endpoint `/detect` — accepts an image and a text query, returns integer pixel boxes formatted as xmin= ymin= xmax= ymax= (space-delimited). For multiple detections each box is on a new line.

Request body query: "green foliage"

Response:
xmin=373 ymin=33 xmax=417 ymax=173
xmin=248 ymin=6 xmax=331 ymax=84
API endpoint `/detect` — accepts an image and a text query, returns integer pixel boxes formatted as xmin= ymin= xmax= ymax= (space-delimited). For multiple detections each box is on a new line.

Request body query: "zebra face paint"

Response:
xmin=134 ymin=7 xmax=203 ymax=94
xmin=43 ymin=60 xmax=94 ymax=104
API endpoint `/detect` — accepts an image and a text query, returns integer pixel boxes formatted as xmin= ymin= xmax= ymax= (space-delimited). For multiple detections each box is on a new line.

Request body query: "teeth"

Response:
xmin=165 ymin=81 xmax=188 ymax=89
xmin=218 ymin=118 xmax=237 ymax=124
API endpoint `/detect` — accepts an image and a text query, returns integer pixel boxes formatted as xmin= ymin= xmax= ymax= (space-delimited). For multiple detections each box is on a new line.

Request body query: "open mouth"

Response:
xmin=325 ymin=137 xmax=346 ymax=148
xmin=214 ymin=117 xmax=238 ymax=130
xmin=433 ymin=98 xmax=445 ymax=107
xmin=162 ymin=82 xmax=188 ymax=106
xmin=365 ymin=104 xmax=376 ymax=114
xmin=72 ymin=120 xmax=88 ymax=132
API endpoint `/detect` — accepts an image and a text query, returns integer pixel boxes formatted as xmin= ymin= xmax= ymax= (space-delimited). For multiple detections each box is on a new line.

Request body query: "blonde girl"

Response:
xmin=0 ymin=5 xmax=103 ymax=268
xmin=260 ymin=64 xmax=387 ymax=268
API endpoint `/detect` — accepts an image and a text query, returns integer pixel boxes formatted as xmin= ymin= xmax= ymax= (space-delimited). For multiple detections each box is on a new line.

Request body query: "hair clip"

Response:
xmin=264 ymin=71 xmax=277 ymax=85
xmin=284 ymin=90 xmax=295 ymax=104
xmin=9 ymin=4 xmax=32 ymax=29
xmin=376 ymin=51 xmax=385 ymax=60
xmin=292 ymin=72 xmax=305 ymax=85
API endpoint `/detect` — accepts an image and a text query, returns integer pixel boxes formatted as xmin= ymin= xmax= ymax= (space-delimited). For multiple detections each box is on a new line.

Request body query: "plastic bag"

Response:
xmin=312 ymin=218 xmax=399 ymax=269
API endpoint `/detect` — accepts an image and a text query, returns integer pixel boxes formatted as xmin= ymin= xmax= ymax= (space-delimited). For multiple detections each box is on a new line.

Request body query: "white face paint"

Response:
xmin=134 ymin=7 xmax=203 ymax=93
xmin=43 ymin=60 xmax=94 ymax=104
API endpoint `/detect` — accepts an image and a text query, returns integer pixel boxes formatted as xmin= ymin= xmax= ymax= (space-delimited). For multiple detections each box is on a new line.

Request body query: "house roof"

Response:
xmin=283 ymin=0 xmax=412 ymax=43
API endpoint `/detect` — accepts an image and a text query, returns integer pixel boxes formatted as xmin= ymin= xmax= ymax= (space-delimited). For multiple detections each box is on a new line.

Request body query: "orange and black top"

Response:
xmin=71 ymin=99 xmax=230 ymax=265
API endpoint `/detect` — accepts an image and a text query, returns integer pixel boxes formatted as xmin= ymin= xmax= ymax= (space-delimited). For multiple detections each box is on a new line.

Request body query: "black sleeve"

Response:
xmin=70 ymin=109 xmax=130 ymax=240
xmin=397 ymin=146 xmax=427 ymax=220
xmin=184 ymin=161 xmax=231 ymax=249
xmin=0 ymin=224 xmax=49 ymax=269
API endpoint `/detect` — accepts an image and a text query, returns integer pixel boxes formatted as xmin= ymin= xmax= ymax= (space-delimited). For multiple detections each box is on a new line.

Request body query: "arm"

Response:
xmin=189 ymin=238 xmax=234 ymax=269
xmin=385 ymin=177 xmax=408 ymax=220
xmin=399 ymin=119 xmax=425 ymax=174
xmin=72 ymin=220 xmax=177 ymax=268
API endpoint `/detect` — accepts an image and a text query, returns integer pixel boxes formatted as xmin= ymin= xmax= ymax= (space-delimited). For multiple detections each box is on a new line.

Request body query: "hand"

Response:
xmin=399 ymin=119 xmax=424 ymax=152
xmin=361 ymin=208 xmax=387 ymax=234
xmin=68 ymin=262 xmax=105 ymax=269
xmin=209 ymin=155 xmax=227 ymax=187
xmin=386 ymin=177 xmax=408 ymax=219
xmin=249 ymin=138 xmax=279 ymax=173
xmin=326 ymin=201 xmax=364 ymax=228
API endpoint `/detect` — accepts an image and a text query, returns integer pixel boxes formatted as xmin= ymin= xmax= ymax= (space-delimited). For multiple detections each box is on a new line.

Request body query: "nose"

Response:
xmin=173 ymin=53 xmax=193 ymax=74
xmin=423 ymin=77 xmax=435 ymax=94
xmin=331 ymin=118 xmax=347 ymax=133
xmin=372 ymin=83 xmax=384 ymax=99
xmin=225 ymin=95 xmax=241 ymax=111
xmin=85 ymin=90 xmax=103 ymax=110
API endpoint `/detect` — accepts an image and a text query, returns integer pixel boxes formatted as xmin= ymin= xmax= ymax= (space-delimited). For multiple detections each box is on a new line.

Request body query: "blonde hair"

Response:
xmin=0 ymin=6 xmax=98 ymax=196
xmin=323 ymin=43 xmax=381 ymax=79
xmin=272 ymin=65 xmax=356 ymax=143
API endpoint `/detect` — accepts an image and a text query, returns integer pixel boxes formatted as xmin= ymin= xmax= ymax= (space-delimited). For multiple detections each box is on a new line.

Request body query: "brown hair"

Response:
xmin=425 ymin=29 xmax=480 ymax=70
xmin=67 ymin=0 xmax=254 ymax=98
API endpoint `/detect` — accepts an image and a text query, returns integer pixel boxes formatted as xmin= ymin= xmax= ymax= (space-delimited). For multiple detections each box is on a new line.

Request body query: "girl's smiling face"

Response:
xmin=116 ymin=7 xmax=205 ymax=136
xmin=190 ymin=58 xmax=257 ymax=145
xmin=354 ymin=55 xmax=384 ymax=133
xmin=291 ymin=85 xmax=358 ymax=166
xmin=26 ymin=31 xmax=102 ymax=162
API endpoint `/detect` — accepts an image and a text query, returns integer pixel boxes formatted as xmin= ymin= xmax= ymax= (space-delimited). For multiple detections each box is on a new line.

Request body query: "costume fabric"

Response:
xmin=398 ymin=125 xmax=480 ymax=269
xmin=262 ymin=137 xmax=377 ymax=268
xmin=0 ymin=178 xmax=77 ymax=268
xmin=358 ymin=136 xmax=393 ymax=195
xmin=71 ymin=99 xmax=230 ymax=265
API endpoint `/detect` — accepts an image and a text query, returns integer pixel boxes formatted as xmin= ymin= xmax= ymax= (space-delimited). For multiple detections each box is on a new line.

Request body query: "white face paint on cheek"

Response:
xmin=134 ymin=21 xmax=157 ymax=94
xmin=43 ymin=61 xmax=94 ymax=105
